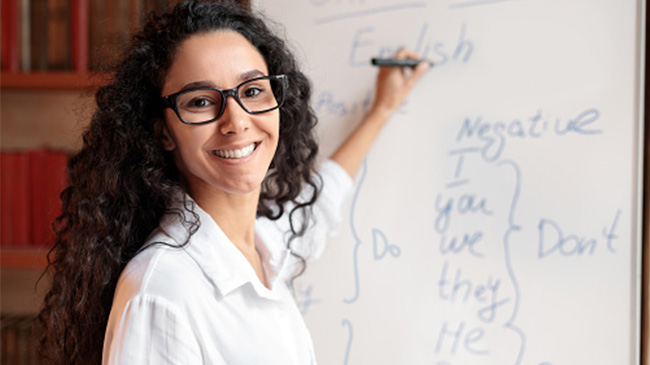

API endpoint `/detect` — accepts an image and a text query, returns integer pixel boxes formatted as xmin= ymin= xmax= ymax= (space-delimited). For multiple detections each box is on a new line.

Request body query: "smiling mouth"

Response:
xmin=211 ymin=142 xmax=258 ymax=159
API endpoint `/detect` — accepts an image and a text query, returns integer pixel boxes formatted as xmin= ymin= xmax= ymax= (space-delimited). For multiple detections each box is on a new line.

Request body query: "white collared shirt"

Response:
xmin=102 ymin=160 xmax=353 ymax=365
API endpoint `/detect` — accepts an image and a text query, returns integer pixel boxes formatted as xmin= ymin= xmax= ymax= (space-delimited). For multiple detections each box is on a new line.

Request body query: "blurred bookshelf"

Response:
xmin=1 ymin=1 xmax=174 ymax=362
xmin=1 ymin=0 xmax=251 ymax=90
xmin=1 ymin=0 xmax=179 ymax=265
xmin=0 ymin=71 xmax=111 ymax=89
xmin=0 ymin=249 xmax=49 ymax=269
xmin=1 ymin=314 xmax=40 ymax=364
xmin=0 ymin=0 xmax=174 ymax=90
xmin=1 ymin=0 xmax=250 ymax=265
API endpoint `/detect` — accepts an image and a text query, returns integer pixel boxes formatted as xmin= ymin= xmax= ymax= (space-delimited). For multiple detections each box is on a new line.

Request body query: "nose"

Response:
xmin=218 ymin=95 xmax=250 ymax=135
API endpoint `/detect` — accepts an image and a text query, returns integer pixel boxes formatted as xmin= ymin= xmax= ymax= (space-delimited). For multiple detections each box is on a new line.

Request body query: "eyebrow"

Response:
xmin=175 ymin=69 xmax=267 ymax=94
xmin=238 ymin=69 xmax=266 ymax=82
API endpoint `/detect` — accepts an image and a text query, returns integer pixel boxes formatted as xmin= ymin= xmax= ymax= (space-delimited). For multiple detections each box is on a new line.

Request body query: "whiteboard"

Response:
xmin=254 ymin=1 xmax=646 ymax=364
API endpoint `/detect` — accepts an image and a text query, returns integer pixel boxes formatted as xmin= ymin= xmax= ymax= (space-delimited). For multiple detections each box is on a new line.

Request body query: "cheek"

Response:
xmin=173 ymin=122 xmax=214 ymax=150
xmin=268 ymin=120 xmax=281 ymax=158
xmin=169 ymin=126 xmax=215 ymax=167
xmin=269 ymin=112 xmax=281 ymax=142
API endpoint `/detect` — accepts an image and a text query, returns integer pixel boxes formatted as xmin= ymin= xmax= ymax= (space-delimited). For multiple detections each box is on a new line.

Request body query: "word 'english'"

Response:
xmin=348 ymin=23 xmax=473 ymax=67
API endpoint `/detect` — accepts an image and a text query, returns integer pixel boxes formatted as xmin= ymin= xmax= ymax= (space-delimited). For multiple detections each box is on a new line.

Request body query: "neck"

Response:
xmin=188 ymin=184 xmax=260 ymax=253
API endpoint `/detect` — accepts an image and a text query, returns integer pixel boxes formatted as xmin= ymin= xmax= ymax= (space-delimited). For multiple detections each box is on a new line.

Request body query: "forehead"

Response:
xmin=163 ymin=30 xmax=268 ymax=94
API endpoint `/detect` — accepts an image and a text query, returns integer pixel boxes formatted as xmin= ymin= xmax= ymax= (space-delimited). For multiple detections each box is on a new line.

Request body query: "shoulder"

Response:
xmin=102 ymin=291 xmax=204 ymax=364
xmin=103 ymin=235 xmax=209 ymax=362
xmin=115 ymin=238 xmax=207 ymax=305
xmin=110 ymin=223 xmax=215 ymax=316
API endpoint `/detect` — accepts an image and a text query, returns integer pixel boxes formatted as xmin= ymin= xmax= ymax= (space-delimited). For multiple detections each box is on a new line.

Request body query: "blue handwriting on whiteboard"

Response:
xmin=439 ymin=231 xmax=485 ymax=258
xmin=497 ymin=159 xmax=526 ymax=364
xmin=435 ymin=320 xmax=489 ymax=356
xmin=349 ymin=23 xmax=473 ymax=67
xmin=341 ymin=318 xmax=354 ymax=365
xmin=372 ymin=228 xmax=402 ymax=260
xmin=312 ymin=2 xmax=427 ymax=25
xmin=294 ymin=283 xmax=322 ymax=316
xmin=314 ymin=89 xmax=373 ymax=118
xmin=344 ymin=160 xmax=367 ymax=304
xmin=435 ymin=140 xmax=526 ymax=363
xmin=456 ymin=108 xmax=602 ymax=161
xmin=438 ymin=260 xmax=511 ymax=322
xmin=537 ymin=209 xmax=620 ymax=259
xmin=434 ymin=192 xmax=493 ymax=234
xmin=415 ymin=23 xmax=473 ymax=66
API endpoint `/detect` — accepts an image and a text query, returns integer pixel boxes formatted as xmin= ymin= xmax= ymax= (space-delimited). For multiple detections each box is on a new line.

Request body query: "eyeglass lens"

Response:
xmin=175 ymin=77 xmax=284 ymax=124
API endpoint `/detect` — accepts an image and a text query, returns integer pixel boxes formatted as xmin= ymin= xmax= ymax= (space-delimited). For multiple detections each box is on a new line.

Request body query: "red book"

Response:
xmin=1 ymin=152 xmax=31 ymax=247
xmin=1 ymin=153 xmax=17 ymax=246
xmin=1 ymin=0 xmax=20 ymax=71
xmin=70 ymin=0 xmax=88 ymax=73
xmin=46 ymin=0 xmax=71 ymax=70
xmin=1 ymin=0 xmax=8 ymax=70
xmin=13 ymin=152 xmax=31 ymax=247
xmin=42 ymin=151 xmax=68 ymax=247
xmin=29 ymin=149 xmax=48 ymax=246
xmin=30 ymin=0 xmax=49 ymax=71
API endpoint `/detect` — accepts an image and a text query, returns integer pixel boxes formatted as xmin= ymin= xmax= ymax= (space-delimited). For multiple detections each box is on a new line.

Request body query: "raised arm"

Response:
xmin=330 ymin=49 xmax=430 ymax=178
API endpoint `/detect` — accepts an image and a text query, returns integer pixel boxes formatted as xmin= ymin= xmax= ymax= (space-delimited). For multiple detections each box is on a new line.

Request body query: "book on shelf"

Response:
xmin=1 ymin=149 xmax=69 ymax=248
xmin=20 ymin=0 xmax=31 ymax=71
xmin=2 ymin=0 xmax=20 ymax=72
xmin=1 ymin=152 xmax=30 ymax=247
xmin=70 ymin=0 xmax=88 ymax=72
xmin=0 ymin=315 xmax=39 ymax=365
xmin=88 ymin=0 xmax=170 ymax=71
xmin=2 ymin=0 xmax=174 ymax=74
xmin=29 ymin=0 xmax=48 ymax=71
xmin=1 ymin=153 xmax=18 ymax=246
xmin=47 ymin=0 xmax=71 ymax=70
xmin=30 ymin=0 xmax=71 ymax=71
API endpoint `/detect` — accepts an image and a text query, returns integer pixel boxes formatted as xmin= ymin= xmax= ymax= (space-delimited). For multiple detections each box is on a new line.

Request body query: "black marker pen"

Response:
xmin=371 ymin=58 xmax=433 ymax=67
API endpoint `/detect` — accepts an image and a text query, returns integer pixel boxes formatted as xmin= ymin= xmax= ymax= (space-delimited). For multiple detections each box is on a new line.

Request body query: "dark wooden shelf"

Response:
xmin=0 ymin=248 xmax=50 ymax=269
xmin=0 ymin=71 xmax=111 ymax=90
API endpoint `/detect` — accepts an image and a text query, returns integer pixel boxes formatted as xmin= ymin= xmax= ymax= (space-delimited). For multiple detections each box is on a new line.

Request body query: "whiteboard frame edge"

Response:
xmin=638 ymin=0 xmax=648 ymax=364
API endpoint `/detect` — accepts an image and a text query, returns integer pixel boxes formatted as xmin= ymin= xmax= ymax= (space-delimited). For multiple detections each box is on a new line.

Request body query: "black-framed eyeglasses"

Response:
xmin=162 ymin=74 xmax=287 ymax=125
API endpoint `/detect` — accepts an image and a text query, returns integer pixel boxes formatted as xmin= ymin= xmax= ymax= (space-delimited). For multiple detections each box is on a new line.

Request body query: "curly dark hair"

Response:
xmin=38 ymin=1 xmax=320 ymax=363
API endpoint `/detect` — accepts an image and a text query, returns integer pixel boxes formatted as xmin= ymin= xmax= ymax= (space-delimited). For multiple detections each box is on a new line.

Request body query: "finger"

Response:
xmin=413 ymin=60 xmax=430 ymax=78
xmin=393 ymin=49 xmax=431 ymax=81
xmin=405 ymin=60 xmax=430 ymax=89
xmin=394 ymin=48 xmax=423 ymax=61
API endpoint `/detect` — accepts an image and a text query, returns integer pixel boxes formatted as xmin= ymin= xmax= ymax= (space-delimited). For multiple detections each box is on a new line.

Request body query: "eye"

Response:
xmin=242 ymin=86 xmax=265 ymax=98
xmin=178 ymin=89 xmax=221 ymax=111
xmin=187 ymin=97 xmax=212 ymax=108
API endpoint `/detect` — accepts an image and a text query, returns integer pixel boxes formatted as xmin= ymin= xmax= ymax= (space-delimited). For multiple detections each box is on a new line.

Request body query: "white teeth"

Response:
xmin=213 ymin=143 xmax=256 ymax=159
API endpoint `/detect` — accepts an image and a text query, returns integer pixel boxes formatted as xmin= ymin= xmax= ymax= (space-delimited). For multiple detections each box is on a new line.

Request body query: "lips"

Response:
xmin=211 ymin=142 xmax=257 ymax=159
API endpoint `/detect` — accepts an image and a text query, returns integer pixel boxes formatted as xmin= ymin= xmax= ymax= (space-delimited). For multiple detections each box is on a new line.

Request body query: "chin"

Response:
xmin=217 ymin=175 xmax=266 ymax=196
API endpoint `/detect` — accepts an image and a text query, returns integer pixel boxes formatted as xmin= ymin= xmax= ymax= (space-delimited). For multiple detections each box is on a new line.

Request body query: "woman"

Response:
xmin=38 ymin=1 xmax=428 ymax=364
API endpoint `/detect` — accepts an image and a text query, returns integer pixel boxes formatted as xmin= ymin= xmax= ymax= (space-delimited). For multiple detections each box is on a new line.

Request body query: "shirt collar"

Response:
xmin=157 ymin=193 xmax=291 ymax=300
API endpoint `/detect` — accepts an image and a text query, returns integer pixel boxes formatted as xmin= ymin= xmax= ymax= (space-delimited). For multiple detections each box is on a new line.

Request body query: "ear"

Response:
xmin=160 ymin=124 xmax=176 ymax=151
